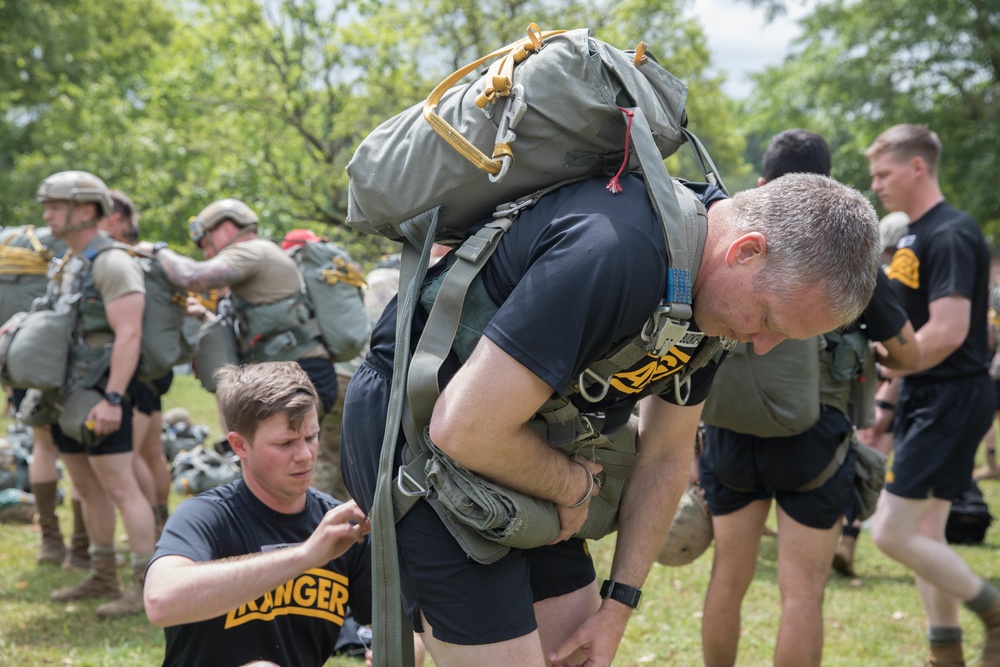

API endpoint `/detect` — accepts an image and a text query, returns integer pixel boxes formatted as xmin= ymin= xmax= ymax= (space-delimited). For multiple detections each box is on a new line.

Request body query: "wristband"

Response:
xmin=600 ymin=579 xmax=642 ymax=609
xmin=875 ymin=399 xmax=896 ymax=411
xmin=565 ymin=458 xmax=597 ymax=508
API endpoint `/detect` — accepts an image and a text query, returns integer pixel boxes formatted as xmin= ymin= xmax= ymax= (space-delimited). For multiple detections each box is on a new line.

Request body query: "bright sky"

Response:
xmin=684 ymin=0 xmax=812 ymax=99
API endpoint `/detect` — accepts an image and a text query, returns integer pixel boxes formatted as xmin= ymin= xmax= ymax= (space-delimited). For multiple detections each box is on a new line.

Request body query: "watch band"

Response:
xmin=600 ymin=579 xmax=642 ymax=609
xmin=104 ymin=391 xmax=124 ymax=407
xmin=152 ymin=241 xmax=169 ymax=255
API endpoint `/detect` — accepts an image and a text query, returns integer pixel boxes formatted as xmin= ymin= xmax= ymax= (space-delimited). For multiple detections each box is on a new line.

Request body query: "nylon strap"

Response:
xmin=369 ymin=210 xmax=440 ymax=667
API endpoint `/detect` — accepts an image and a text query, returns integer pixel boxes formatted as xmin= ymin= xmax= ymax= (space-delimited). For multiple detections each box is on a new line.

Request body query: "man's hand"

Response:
xmin=87 ymin=400 xmax=123 ymax=437
xmin=300 ymin=501 xmax=370 ymax=567
xmin=547 ymin=603 xmax=630 ymax=667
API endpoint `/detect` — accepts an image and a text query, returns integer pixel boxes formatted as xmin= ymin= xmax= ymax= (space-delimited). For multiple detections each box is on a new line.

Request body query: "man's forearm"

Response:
xmin=157 ymin=250 xmax=235 ymax=293
xmin=145 ymin=546 xmax=315 ymax=627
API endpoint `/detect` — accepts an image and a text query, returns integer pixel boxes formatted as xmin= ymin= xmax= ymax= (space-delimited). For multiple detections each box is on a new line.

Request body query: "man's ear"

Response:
xmin=757 ymin=176 xmax=768 ymax=187
xmin=726 ymin=232 xmax=767 ymax=266
xmin=228 ymin=431 xmax=249 ymax=460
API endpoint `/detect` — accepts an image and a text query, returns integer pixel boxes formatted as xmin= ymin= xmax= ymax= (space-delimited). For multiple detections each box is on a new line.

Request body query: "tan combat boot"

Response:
xmin=33 ymin=481 xmax=66 ymax=565
xmin=63 ymin=532 xmax=91 ymax=571
xmin=50 ymin=547 xmax=121 ymax=602
xmin=96 ymin=569 xmax=145 ymax=619
xmin=923 ymin=643 xmax=966 ymax=667
xmin=978 ymin=596 xmax=1000 ymax=667
xmin=832 ymin=535 xmax=857 ymax=577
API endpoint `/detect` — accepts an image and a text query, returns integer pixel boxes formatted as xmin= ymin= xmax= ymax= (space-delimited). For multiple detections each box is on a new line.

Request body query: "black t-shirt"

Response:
xmin=369 ymin=175 xmax=728 ymax=434
xmin=152 ymin=481 xmax=372 ymax=667
xmin=886 ymin=201 xmax=990 ymax=379
xmin=859 ymin=270 xmax=909 ymax=343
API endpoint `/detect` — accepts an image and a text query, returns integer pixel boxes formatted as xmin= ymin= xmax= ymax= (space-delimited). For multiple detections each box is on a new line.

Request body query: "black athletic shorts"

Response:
xmin=993 ymin=378 xmax=1000 ymax=412
xmin=133 ymin=371 xmax=174 ymax=416
xmin=342 ymin=357 xmax=596 ymax=644
xmin=52 ymin=391 xmax=135 ymax=457
xmin=297 ymin=357 xmax=338 ymax=413
xmin=10 ymin=388 xmax=27 ymax=412
xmin=699 ymin=412 xmax=856 ymax=530
xmin=887 ymin=373 xmax=994 ymax=501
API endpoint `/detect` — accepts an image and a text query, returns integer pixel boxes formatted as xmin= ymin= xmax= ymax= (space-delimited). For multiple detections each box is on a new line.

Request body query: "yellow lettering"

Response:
xmin=258 ymin=591 xmax=273 ymax=614
xmin=328 ymin=582 xmax=349 ymax=618
xmin=317 ymin=576 xmax=332 ymax=610
xmin=294 ymin=575 xmax=317 ymax=607
xmin=273 ymin=579 xmax=295 ymax=607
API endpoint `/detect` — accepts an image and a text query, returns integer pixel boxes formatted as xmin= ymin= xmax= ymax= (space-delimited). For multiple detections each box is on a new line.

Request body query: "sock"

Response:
xmin=965 ymin=581 xmax=998 ymax=614
xmin=928 ymin=625 xmax=962 ymax=647
xmin=71 ymin=499 xmax=87 ymax=534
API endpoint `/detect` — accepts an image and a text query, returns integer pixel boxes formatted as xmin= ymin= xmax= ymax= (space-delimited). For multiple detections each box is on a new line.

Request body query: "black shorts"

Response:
xmin=342 ymin=357 xmax=596 ymax=644
xmin=699 ymin=412 xmax=856 ymax=530
xmin=10 ymin=388 xmax=27 ymax=412
xmin=52 ymin=392 xmax=135 ymax=457
xmin=888 ymin=373 xmax=994 ymax=501
xmin=297 ymin=357 xmax=338 ymax=413
xmin=133 ymin=371 xmax=174 ymax=416
xmin=993 ymin=378 xmax=1000 ymax=412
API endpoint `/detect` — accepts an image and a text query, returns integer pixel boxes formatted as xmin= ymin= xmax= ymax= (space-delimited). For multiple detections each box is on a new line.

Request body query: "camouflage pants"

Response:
xmin=313 ymin=373 xmax=352 ymax=501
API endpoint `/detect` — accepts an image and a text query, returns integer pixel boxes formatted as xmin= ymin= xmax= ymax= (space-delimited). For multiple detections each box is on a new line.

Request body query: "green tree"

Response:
xmin=0 ymin=0 xmax=176 ymax=226
xmin=741 ymin=0 xmax=1000 ymax=233
xmin=2 ymin=0 xmax=750 ymax=265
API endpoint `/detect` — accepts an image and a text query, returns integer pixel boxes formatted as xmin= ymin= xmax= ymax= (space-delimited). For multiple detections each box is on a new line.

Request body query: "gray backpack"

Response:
xmin=286 ymin=240 xmax=370 ymax=362
xmin=0 ymin=226 xmax=67 ymax=325
xmin=347 ymin=25 xmax=720 ymax=245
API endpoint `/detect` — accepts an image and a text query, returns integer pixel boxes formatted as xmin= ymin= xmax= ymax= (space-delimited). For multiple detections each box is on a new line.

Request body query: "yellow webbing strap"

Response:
xmin=422 ymin=23 xmax=564 ymax=175
xmin=0 ymin=226 xmax=53 ymax=276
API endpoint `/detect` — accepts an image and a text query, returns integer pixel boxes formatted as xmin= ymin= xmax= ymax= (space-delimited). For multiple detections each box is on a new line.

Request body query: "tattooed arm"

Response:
xmin=875 ymin=317 xmax=921 ymax=372
xmin=155 ymin=249 xmax=239 ymax=294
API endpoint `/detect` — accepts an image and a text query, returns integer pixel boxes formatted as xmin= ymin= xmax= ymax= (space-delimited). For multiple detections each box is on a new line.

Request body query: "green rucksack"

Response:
xmin=79 ymin=239 xmax=191 ymax=381
xmin=701 ymin=325 xmax=875 ymax=437
xmin=286 ymin=240 xmax=369 ymax=363
xmin=700 ymin=337 xmax=823 ymax=438
xmin=0 ymin=226 xmax=67 ymax=325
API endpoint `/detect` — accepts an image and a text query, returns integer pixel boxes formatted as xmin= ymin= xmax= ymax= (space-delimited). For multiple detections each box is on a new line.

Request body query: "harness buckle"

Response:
xmin=673 ymin=373 xmax=692 ymax=406
xmin=578 ymin=368 xmax=611 ymax=403
xmin=641 ymin=304 xmax=690 ymax=356
xmin=396 ymin=467 xmax=430 ymax=498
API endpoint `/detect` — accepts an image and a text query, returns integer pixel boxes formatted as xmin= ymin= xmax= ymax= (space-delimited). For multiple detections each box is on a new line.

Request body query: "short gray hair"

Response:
xmin=729 ymin=173 xmax=880 ymax=324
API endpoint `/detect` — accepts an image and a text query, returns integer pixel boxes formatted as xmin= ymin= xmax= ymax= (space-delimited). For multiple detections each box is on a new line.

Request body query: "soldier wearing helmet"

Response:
xmin=36 ymin=170 xmax=115 ymax=239
xmin=31 ymin=171 xmax=157 ymax=618
xmin=150 ymin=198 xmax=349 ymax=500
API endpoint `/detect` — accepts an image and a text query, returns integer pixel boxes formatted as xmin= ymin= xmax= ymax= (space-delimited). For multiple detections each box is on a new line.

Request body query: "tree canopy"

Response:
xmin=0 ymin=0 xmax=748 ymax=264
xmin=742 ymin=0 xmax=999 ymax=235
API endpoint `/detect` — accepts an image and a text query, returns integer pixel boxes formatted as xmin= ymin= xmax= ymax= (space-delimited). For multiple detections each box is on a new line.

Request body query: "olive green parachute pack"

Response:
xmin=346 ymin=24 xmax=730 ymax=667
xmin=286 ymin=240 xmax=369 ymax=363
xmin=192 ymin=238 xmax=369 ymax=394
xmin=0 ymin=226 xmax=67 ymax=326
xmin=700 ymin=326 xmax=886 ymax=521
xmin=0 ymin=235 xmax=189 ymax=396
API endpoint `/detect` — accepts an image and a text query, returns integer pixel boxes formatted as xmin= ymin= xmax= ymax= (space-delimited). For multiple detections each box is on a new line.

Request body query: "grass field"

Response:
xmin=1 ymin=373 xmax=998 ymax=666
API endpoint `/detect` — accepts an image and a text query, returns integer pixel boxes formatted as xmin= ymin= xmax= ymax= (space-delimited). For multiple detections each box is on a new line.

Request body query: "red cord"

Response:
xmin=606 ymin=107 xmax=635 ymax=194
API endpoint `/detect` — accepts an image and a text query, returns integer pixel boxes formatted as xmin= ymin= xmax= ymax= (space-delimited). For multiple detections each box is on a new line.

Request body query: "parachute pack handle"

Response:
xmin=0 ymin=226 xmax=54 ymax=277
xmin=423 ymin=24 xmax=565 ymax=179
